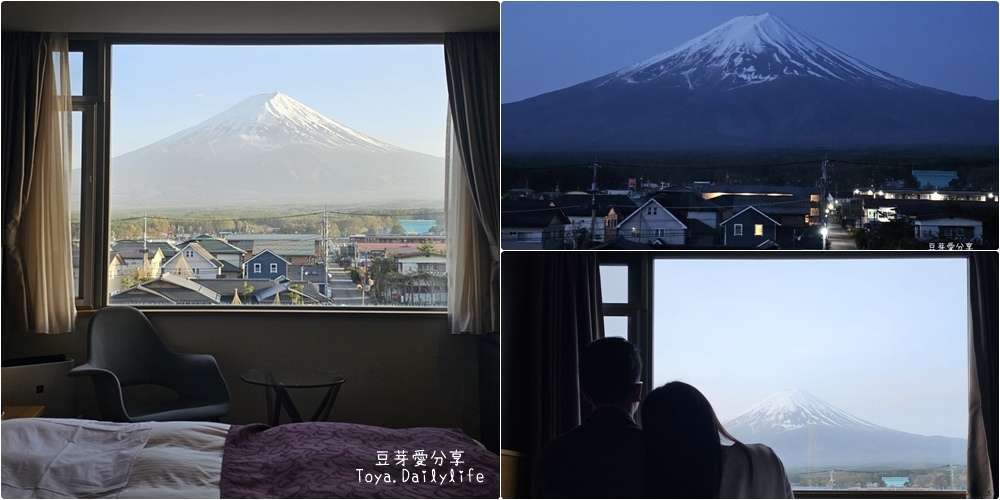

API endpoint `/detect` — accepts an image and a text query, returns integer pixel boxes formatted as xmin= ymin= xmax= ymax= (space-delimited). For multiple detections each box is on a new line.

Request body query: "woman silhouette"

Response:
xmin=641 ymin=382 xmax=793 ymax=498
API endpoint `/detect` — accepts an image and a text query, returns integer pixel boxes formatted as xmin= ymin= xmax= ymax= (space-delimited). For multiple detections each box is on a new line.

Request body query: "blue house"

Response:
xmin=244 ymin=249 xmax=291 ymax=280
xmin=720 ymin=206 xmax=782 ymax=248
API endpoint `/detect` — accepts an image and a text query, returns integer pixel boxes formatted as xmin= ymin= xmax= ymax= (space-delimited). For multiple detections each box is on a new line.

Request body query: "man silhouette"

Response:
xmin=532 ymin=337 xmax=644 ymax=498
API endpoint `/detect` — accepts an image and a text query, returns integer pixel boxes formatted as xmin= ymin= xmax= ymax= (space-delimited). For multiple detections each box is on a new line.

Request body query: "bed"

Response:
xmin=1 ymin=418 xmax=500 ymax=498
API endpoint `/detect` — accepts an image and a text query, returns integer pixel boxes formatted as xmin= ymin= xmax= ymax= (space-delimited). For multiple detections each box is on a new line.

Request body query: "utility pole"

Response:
xmin=821 ymin=156 xmax=829 ymax=225
xmin=588 ymin=161 xmax=600 ymax=248
xmin=323 ymin=208 xmax=330 ymax=297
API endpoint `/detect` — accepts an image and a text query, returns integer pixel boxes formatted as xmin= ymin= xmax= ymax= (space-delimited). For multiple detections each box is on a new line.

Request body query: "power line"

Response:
xmin=111 ymin=210 xmax=445 ymax=224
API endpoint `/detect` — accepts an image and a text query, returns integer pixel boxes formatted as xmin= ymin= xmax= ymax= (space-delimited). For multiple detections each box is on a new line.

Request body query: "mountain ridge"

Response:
xmin=722 ymin=389 xmax=966 ymax=469
xmin=110 ymin=92 xmax=443 ymax=209
xmin=601 ymin=13 xmax=922 ymax=92
xmin=502 ymin=14 xmax=997 ymax=155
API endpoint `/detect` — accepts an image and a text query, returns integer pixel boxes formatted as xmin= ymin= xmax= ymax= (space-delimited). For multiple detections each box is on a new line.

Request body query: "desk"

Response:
xmin=240 ymin=368 xmax=345 ymax=426
xmin=2 ymin=406 xmax=45 ymax=420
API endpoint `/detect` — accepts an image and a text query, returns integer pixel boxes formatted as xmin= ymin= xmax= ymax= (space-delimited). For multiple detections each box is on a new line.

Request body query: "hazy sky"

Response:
xmin=641 ymin=257 xmax=968 ymax=439
xmin=108 ymin=45 xmax=448 ymax=158
xmin=502 ymin=1 xmax=999 ymax=103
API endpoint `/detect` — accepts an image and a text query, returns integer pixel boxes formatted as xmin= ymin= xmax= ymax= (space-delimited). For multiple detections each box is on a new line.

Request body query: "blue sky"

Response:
xmin=109 ymin=45 xmax=447 ymax=157
xmin=643 ymin=257 xmax=968 ymax=439
xmin=502 ymin=1 xmax=999 ymax=103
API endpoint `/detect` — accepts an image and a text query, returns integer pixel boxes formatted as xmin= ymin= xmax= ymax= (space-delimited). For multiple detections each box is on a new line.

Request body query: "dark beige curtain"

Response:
xmin=443 ymin=32 xmax=499 ymax=335
xmin=1 ymin=31 xmax=76 ymax=334
xmin=501 ymin=251 xmax=604 ymax=496
xmin=968 ymin=251 xmax=998 ymax=498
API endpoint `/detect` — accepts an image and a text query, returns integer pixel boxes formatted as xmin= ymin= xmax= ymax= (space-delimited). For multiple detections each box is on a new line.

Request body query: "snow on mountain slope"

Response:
xmin=724 ymin=389 xmax=890 ymax=435
xmin=111 ymin=92 xmax=443 ymax=208
xmin=605 ymin=13 xmax=920 ymax=91
xmin=143 ymin=91 xmax=404 ymax=155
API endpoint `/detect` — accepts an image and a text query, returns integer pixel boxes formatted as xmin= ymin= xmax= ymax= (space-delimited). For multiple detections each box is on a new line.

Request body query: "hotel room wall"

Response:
xmin=2 ymin=311 xmax=483 ymax=440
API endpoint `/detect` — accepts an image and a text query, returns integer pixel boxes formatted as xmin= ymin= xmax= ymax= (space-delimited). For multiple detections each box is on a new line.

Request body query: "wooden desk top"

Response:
xmin=1 ymin=406 xmax=45 ymax=420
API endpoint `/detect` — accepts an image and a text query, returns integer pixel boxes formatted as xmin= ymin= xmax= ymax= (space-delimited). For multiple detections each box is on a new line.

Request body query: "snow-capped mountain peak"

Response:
xmin=608 ymin=13 xmax=919 ymax=91
xmin=144 ymin=91 xmax=403 ymax=155
xmin=723 ymin=389 xmax=889 ymax=435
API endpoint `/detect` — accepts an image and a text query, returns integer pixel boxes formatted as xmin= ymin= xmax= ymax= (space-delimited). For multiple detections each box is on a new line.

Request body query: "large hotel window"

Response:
xmin=76 ymin=41 xmax=449 ymax=307
xmin=650 ymin=257 xmax=968 ymax=492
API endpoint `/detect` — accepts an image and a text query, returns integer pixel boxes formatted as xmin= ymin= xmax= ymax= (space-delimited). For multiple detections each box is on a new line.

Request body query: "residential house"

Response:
xmin=244 ymin=249 xmax=290 ymax=280
xmin=501 ymin=199 xmax=571 ymax=249
xmin=110 ymin=242 xmax=166 ymax=280
xmin=270 ymin=281 xmax=332 ymax=305
xmin=914 ymin=216 xmax=983 ymax=244
xmin=107 ymin=252 xmax=128 ymax=296
xmin=161 ymin=242 xmax=223 ymax=279
xmin=550 ymin=194 xmax=638 ymax=244
xmin=603 ymin=203 xmax=639 ymax=241
xmin=390 ymin=254 xmax=449 ymax=306
xmin=183 ymin=235 xmax=248 ymax=278
xmin=190 ymin=278 xmax=286 ymax=305
xmin=616 ymin=199 xmax=686 ymax=245
xmin=651 ymin=189 xmax=725 ymax=245
xmin=858 ymin=196 xmax=994 ymax=247
xmin=398 ymin=253 xmax=447 ymax=274
xmin=229 ymin=234 xmax=322 ymax=266
xmin=110 ymin=273 xmax=223 ymax=305
xmin=720 ymin=206 xmax=782 ymax=248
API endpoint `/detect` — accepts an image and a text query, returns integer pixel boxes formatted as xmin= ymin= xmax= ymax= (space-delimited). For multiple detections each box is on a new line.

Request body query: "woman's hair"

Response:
xmin=640 ymin=382 xmax=753 ymax=498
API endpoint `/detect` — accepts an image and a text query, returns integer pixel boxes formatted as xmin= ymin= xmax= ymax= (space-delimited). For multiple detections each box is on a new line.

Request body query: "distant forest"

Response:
xmin=788 ymin=465 xmax=966 ymax=491
xmin=73 ymin=205 xmax=445 ymax=243
xmin=501 ymin=148 xmax=999 ymax=195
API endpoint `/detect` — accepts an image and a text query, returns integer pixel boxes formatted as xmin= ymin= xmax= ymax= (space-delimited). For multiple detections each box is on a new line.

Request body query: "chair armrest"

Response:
xmin=167 ymin=353 xmax=232 ymax=404
xmin=68 ymin=364 xmax=132 ymax=422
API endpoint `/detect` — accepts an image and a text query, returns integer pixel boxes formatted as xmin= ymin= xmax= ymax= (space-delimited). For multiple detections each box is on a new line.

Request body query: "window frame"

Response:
xmin=71 ymin=33 xmax=449 ymax=311
xmin=734 ymin=223 xmax=743 ymax=236
xmin=595 ymin=250 xmax=972 ymax=497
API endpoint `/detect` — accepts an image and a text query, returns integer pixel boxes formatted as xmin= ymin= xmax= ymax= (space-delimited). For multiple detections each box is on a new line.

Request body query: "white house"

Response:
xmin=914 ymin=216 xmax=983 ymax=243
xmin=616 ymin=199 xmax=686 ymax=245
xmin=161 ymin=242 xmax=223 ymax=279
xmin=397 ymin=253 xmax=447 ymax=274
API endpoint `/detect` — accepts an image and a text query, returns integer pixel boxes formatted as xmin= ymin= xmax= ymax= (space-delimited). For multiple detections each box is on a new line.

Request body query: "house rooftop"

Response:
xmin=501 ymin=200 xmax=570 ymax=227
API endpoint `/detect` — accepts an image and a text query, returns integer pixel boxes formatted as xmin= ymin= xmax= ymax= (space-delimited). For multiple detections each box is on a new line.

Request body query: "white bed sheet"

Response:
xmin=1 ymin=418 xmax=228 ymax=499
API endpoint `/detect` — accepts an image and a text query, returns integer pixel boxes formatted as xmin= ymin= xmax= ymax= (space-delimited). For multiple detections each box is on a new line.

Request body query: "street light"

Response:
xmin=820 ymin=226 xmax=829 ymax=250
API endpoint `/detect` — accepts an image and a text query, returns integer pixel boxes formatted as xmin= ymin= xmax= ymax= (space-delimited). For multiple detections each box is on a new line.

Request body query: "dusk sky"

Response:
xmin=644 ymin=257 xmax=968 ymax=439
xmin=108 ymin=45 xmax=447 ymax=158
xmin=502 ymin=1 xmax=999 ymax=103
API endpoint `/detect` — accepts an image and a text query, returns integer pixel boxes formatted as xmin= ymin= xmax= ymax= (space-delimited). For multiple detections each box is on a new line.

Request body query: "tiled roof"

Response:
xmin=501 ymin=200 xmax=572 ymax=227
xmin=252 ymin=240 xmax=316 ymax=257
xmin=182 ymin=237 xmax=246 ymax=255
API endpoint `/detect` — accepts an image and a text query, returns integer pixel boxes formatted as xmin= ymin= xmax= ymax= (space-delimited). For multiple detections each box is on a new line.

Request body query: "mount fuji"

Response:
xmin=723 ymin=389 xmax=966 ymax=469
xmin=110 ymin=92 xmax=443 ymax=208
xmin=502 ymin=14 xmax=997 ymax=154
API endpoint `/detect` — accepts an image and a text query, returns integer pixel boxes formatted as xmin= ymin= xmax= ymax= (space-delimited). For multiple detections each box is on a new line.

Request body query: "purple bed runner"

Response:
xmin=220 ymin=422 xmax=500 ymax=498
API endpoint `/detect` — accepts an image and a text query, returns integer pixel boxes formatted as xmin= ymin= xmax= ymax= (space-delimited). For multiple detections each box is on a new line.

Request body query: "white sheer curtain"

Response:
xmin=1 ymin=32 xmax=76 ymax=333
xmin=445 ymin=114 xmax=493 ymax=334
xmin=443 ymin=33 xmax=499 ymax=335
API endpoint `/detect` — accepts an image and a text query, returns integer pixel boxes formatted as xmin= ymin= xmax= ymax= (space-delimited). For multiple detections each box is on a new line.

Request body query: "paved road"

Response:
xmin=327 ymin=268 xmax=365 ymax=306
xmin=825 ymin=221 xmax=858 ymax=251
